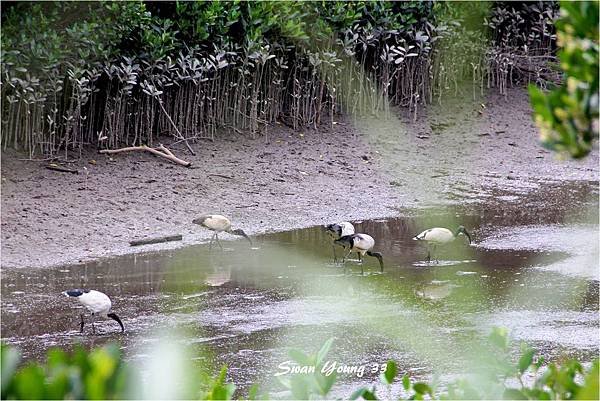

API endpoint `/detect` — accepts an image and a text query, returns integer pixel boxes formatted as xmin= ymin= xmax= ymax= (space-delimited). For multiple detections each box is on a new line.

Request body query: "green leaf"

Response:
xmin=315 ymin=338 xmax=335 ymax=367
xmin=350 ymin=387 xmax=378 ymax=400
xmin=402 ymin=373 xmax=411 ymax=391
xmin=290 ymin=375 xmax=310 ymax=400
xmin=381 ymin=361 xmax=397 ymax=385
xmin=247 ymin=383 xmax=260 ymax=400
xmin=15 ymin=364 xmax=46 ymax=399
xmin=1 ymin=345 xmax=21 ymax=397
xmin=288 ymin=349 xmax=313 ymax=367
xmin=315 ymin=371 xmax=337 ymax=396
xmin=413 ymin=382 xmax=432 ymax=395
xmin=488 ymin=327 xmax=509 ymax=350
xmin=518 ymin=348 xmax=535 ymax=374
xmin=576 ymin=360 xmax=599 ymax=400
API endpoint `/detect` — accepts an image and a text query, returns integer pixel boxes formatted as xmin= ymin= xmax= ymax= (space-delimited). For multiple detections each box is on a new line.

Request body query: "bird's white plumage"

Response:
xmin=414 ymin=227 xmax=455 ymax=244
xmin=339 ymin=222 xmax=355 ymax=237
xmin=200 ymin=214 xmax=231 ymax=232
xmin=351 ymin=233 xmax=376 ymax=255
xmin=65 ymin=290 xmax=112 ymax=316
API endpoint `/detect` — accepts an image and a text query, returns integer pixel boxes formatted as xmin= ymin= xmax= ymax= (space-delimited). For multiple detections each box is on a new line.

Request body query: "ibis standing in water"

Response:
xmin=192 ymin=214 xmax=252 ymax=249
xmin=63 ymin=289 xmax=124 ymax=334
xmin=412 ymin=226 xmax=472 ymax=262
xmin=325 ymin=221 xmax=355 ymax=262
xmin=334 ymin=233 xmax=384 ymax=274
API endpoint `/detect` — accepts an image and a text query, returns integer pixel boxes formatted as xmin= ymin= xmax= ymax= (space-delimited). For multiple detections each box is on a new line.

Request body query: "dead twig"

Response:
xmin=46 ymin=165 xmax=79 ymax=174
xmin=99 ymin=145 xmax=191 ymax=167
xmin=129 ymin=234 xmax=183 ymax=246
xmin=207 ymin=174 xmax=234 ymax=180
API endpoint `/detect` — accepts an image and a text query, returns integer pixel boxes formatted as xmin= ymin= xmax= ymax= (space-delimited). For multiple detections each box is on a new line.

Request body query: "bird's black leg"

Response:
xmin=91 ymin=313 xmax=96 ymax=335
xmin=80 ymin=313 xmax=85 ymax=333
xmin=358 ymin=253 xmax=362 ymax=263
xmin=208 ymin=233 xmax=215 ymax=250
xmin=332 ymin=244 xmax=337 ymax=263
xmin=215 ymin=233 xmax=223 ymax=250
xmin=342 ymin=248 xmax=352 ymax=263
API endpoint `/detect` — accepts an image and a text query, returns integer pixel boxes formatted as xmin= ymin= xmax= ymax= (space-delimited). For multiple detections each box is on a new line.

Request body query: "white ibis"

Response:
xmin=412 ymin=226 xmax=472 ymax=262
xmin=63 ymin=289 xmax=124 ymax=334
xmin=334 ymin=233 xmax=384 ymax=274
xmin=192 ymin=214 xmax=252 ymax=249
xmin=325 ymin=221 xmax=355 ymax=262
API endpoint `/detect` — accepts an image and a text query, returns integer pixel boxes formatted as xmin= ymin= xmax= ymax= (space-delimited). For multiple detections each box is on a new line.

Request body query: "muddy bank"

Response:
xmin=1 ymin=87 xmax=598 ymax=269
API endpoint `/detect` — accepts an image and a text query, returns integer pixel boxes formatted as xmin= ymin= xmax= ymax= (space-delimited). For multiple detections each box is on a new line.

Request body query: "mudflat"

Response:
xmin=1 ymin=88 xmax=598 ymax=269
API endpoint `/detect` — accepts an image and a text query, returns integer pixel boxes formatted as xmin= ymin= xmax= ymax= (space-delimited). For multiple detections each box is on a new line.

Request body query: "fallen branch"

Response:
xmin=208 ymin=174 xmax=234 ymax=180
xmin=129 ymin=234 xmax=183 ymax=247
xmin=46 ymin=165 xmax=79 ymax=174
xmin=99 ymin=145 xmax=191 ymax=167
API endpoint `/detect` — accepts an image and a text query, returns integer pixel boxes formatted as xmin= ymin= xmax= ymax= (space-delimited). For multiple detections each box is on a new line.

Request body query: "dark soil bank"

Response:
xmin=1 ymin=88 xmax=598 ymax=269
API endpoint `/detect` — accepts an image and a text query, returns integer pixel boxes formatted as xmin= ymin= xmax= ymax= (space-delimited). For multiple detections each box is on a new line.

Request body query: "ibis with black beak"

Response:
xmin=192 ymin=214 xmax=252 ymax=249
xmin=325 ymin=221 xmax=355 ymax=262
xmin=334 ymin=233 xmax=384 ymax=274
xmin=63 ymin=289 xmax=124 ymax=334
xmin=413 ymin=226 xmax=472 ymax=262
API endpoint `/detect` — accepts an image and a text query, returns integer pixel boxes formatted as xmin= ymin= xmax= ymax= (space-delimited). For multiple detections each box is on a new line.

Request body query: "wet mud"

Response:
xmin=1 ymin=88 xmax=598 ymax=269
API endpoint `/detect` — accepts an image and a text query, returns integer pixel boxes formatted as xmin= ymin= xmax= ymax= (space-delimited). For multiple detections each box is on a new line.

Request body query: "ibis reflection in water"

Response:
xmin=63 ymin=289 xmax=124 ymax=334
xmin=413 ymin=226 xmax=472 ymax=262
xmin=192 ymin=214 xmax=252 ymax=249
xmin=334 ymin=233 xmax=384 ymax=274
xmin=325 ymin=221 xmax=355 ymax=262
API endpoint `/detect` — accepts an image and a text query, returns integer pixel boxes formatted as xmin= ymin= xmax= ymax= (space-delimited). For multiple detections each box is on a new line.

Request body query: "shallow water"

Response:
xmin=1 ymin=183 xmax=599 ymax=398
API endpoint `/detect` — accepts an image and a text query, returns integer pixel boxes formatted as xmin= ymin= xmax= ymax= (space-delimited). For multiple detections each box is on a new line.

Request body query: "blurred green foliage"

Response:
xmin=1 ymin=344 xmax=137 ymax=400
xmin=529 ymin=1 xmax=599 ymax=159
xmin=2 ymin=328 xmax=597 ymax=400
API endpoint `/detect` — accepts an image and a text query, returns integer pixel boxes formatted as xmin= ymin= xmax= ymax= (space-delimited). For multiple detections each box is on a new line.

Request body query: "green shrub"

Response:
xmin=529 ymin=1 xmax=599 ymax=159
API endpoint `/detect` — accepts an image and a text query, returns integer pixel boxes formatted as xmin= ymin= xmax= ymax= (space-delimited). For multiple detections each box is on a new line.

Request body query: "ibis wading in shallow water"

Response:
xmin=334 ymin=233 xmax=384 ymax=274
xmin=325 ymin=221 xmax=355 ymax=262
xmin=413 ymin=226 xmax=472 ymax=262
xmin=192 ymin=214 xmax=252 ymax=249
xmin=63 ymin=289 xmax=124 ymax=334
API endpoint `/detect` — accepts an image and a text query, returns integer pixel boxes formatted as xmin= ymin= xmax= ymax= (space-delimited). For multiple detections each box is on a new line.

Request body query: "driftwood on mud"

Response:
xmin=99 ymin=145 xmax=191 ymax=167
xmin=129 ymin=234 xmax=183 ymax=247
xmin=46 ymin=165 xmax=79 ymax=174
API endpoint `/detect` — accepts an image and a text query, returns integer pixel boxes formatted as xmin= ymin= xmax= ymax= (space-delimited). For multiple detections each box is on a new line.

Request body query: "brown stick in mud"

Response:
xmin=46 ymin=165 xmax=79 ymax=174
xmin=129 ymin=234 xmax=183 ymax=247
xmin=99 ymin=145 xmax=191 ymax=167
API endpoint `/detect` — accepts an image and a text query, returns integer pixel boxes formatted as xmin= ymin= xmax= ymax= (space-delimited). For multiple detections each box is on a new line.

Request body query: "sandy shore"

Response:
xmin=1 ymin=87 xmax=598 ymax=269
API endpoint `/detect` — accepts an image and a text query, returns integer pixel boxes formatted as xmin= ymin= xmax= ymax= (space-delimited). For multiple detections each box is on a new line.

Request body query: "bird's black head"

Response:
xmin=192 ymin=215 xmax=210 ymax=226
xmin=325 ymin=224 xmax=342 ymax=239
xmin=107 ymin=313 xmax=124 ymax=332
xmin=455 ymin=226 xmax=472 ymax=244
xmin=230 ymin=229 xmax=252 ymax=245
xmin=334 ymin=234 xmax=355 ymax=249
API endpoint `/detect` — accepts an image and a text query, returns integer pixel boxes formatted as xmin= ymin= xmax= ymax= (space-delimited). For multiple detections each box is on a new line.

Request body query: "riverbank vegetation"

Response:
xmin=1 ymin=1 xmax=559 ymax=158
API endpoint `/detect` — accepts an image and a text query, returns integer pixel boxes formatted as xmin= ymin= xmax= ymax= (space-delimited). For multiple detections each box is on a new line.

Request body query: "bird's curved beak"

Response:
xmin=107 ymin=313 xmax=124 ymax=332
xmin=233 ymin=229 xmax=252 ymax=246
xmin=376 ymin=254 xmax=384 ymax=272
xmin=464 ymin=230 xmax=472 ymax=244
xmin=243 ymin=232 xmax=253 ymax=246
